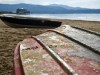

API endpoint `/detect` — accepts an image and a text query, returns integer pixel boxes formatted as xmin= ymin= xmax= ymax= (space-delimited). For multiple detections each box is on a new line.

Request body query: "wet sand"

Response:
xmin=0 ymin=19 xmax=100 ymax=75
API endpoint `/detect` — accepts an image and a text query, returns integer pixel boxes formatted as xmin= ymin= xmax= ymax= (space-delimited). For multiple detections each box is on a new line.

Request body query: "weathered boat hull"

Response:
xmin=0 ymin=15 xmax=62 ymax=28
xmin=13 ymin=25 xmax=100 ymax=75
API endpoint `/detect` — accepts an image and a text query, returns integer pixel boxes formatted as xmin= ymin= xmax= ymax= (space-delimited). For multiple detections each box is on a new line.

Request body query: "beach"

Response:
xmin=0 ymin=19 xmax=100 ymax=75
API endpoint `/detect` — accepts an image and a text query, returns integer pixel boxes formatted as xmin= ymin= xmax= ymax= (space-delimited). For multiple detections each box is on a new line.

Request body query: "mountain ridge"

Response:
xmin=0 ymin=3 xmax=100 ymax=14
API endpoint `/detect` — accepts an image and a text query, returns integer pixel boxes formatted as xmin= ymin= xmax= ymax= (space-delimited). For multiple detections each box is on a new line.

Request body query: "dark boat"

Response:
xmin=0 ymin=14 xmax=62 ymax=28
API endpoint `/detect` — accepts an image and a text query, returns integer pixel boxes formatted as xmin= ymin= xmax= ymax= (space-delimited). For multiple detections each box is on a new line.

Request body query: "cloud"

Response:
xmin=0 ymin=0 xmax=100 ymax=8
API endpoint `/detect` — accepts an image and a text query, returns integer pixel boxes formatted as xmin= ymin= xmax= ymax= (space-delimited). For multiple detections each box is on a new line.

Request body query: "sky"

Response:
xmin=0 ymin=0 xmax=100 ymax=9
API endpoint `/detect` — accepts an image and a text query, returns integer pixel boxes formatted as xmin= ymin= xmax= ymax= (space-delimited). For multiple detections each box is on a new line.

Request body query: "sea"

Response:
xmin=4 ymin=14 xmax=100 ymax=21
xmin=24 ymin=14 xmax=100 ymax=21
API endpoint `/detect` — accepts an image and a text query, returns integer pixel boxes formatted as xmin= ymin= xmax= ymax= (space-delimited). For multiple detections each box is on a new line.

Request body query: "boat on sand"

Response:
xmin=0 ymin=14 xmax=62 ymax=28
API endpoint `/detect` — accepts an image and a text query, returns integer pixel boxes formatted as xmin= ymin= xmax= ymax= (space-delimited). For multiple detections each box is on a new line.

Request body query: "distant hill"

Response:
xmin=0 ymin=3 xmax=100 ymax=14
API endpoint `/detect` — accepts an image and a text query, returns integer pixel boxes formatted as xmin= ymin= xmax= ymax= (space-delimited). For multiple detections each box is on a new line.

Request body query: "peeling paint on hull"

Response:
xmin=13 ymin=25 xmax=100 ymax=75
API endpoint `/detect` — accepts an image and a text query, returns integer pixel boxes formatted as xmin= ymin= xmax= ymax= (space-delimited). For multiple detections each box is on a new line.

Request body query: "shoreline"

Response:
xmin=0 ymin=19 xmax=100 ymax=75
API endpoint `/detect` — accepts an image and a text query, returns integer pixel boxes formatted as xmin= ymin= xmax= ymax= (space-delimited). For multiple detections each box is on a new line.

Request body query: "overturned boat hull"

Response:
xmin=0 ymin=14 xmax=62 ymax=28
xmin=13 ymin=25 xmax=100 ymax=75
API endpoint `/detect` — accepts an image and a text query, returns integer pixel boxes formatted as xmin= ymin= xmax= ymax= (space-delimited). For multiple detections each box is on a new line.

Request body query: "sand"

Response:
xmin=0 ymin=19 xmax=100 ymax=75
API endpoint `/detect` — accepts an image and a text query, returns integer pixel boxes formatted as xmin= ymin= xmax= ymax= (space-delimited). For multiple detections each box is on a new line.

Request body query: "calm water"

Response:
xmin=25 ymin=14 xmax=100 ymax=21
xmin=3 ymin=14 xmax=100 ymax=21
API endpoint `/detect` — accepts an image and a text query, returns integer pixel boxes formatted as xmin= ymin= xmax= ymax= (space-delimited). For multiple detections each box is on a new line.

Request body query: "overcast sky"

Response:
xmin=0 ymin=0 xmax=100 ymax=9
